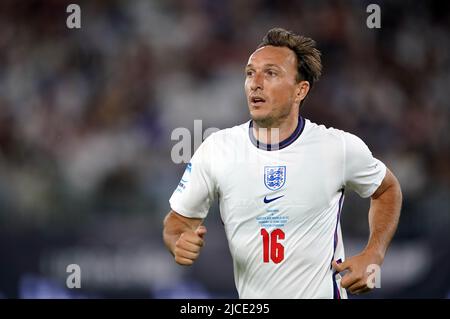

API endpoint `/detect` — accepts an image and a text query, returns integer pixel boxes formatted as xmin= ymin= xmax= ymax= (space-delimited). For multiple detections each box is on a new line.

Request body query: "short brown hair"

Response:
xmin=258 ymin=27 xmax=322 ymax=89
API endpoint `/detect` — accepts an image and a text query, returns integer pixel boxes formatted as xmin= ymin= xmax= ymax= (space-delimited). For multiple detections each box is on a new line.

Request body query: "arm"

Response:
xmin=163 ymin=210 xmax=207 ymax=266
xmin=333 ymin=168 xmax=402 ymax=294
xmin=365 ymin=167 xmax=402 ymax=262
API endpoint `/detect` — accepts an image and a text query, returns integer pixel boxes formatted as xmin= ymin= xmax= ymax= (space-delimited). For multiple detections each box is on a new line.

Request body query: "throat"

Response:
xmin=253 ymin=117 xmax=298 ymax=145
xmin=249 ymin=116 xmax=305 ymax=151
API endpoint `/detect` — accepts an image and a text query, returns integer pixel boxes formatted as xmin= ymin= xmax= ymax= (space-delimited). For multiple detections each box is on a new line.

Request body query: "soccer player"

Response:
xmin=163 ymin=28 xmax=402 ymax=298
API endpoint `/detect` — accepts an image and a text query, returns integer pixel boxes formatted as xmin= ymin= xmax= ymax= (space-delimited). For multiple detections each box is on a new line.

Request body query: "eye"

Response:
xmin=246 ymin=70 xmax=254 ymax=77
xmin=266 ymin=70 xmax=277 ymax=77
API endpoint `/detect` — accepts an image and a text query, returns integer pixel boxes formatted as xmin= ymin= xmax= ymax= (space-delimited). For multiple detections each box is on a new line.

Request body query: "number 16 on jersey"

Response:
xmin=260 ymin=228 xmax=285 ymax=263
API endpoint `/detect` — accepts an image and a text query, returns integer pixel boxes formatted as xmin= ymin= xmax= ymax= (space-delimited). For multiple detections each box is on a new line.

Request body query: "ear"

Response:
xmin=295 ymin=81 xmax=310 ymax=105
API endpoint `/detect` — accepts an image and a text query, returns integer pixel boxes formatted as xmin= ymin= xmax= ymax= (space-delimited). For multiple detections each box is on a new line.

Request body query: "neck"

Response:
xmin=253 ymin=114 xmax=298 ymax=145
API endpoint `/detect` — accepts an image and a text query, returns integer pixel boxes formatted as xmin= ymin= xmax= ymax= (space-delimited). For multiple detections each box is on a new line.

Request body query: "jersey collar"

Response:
xmin=248 ymin=116 xmax=305 ymax=151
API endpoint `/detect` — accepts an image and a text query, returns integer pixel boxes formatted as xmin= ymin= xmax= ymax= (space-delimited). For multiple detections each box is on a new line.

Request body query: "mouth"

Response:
xmin=250 ymin=96 xmax=267 ymax=107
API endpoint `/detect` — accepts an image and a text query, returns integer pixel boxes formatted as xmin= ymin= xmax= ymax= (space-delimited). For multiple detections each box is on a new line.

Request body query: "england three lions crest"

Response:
xmin=264 ymin=166 xmax=286 ymax=191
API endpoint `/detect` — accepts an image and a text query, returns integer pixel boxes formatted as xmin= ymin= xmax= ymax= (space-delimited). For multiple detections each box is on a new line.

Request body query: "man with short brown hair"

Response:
xmin=163 ymin=27 xmax=402 ymax=298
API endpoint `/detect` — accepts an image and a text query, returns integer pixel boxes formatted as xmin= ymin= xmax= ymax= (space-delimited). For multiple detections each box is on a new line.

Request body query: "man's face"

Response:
xmin=245 ymin=45 xmax=306 ymax=126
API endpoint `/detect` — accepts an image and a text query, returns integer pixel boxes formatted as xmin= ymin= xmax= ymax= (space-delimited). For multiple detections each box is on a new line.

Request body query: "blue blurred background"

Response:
xmin=0 ymin=0 xmax=449 ymax=298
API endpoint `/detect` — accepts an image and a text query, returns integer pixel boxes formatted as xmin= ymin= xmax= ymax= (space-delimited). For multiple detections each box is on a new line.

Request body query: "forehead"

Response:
xmin=247 ymin=45 xmax=297 ymax=69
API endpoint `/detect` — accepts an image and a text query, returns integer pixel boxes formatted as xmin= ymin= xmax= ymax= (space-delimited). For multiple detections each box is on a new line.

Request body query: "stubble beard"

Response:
xmin=251 ymin=107 xmax=292 ymax=129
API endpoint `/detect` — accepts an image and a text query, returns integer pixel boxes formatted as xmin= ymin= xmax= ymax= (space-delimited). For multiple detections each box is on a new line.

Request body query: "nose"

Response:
xmin=250 ymin=72 xmax=264 ymax=91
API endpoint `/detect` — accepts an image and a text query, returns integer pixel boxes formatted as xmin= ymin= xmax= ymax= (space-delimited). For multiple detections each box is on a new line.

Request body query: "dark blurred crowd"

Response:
xmin=0 ymin=0 xmax=449 ymax=298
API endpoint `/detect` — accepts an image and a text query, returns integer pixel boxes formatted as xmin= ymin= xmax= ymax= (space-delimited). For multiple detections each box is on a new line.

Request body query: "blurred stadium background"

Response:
xmin=0 ymin=0 xmax=449 ymax=298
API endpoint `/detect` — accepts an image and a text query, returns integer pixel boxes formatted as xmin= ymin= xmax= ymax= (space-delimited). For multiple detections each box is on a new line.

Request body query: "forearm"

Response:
xmin=365 ymin=180 xmax=402 ymax=262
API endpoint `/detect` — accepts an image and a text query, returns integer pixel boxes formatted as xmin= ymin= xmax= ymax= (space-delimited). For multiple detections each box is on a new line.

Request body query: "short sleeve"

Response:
xmin=343 ymin=132 xmax=386 ymax=198
xmin=169 ymin=136 xmax=216 ymax=219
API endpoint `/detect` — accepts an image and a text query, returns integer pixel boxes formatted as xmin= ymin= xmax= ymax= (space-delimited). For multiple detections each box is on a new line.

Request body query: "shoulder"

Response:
xmin=302 ymin=118 xmax=372 ymax=157
xmin=305 ymin=120 xmax=376 ymax=167
xmin=193 ymin=122 xmax=249 ymax=167
xmin=303 ymin=118 xmax=348 ymax=144
xmin=203 ymin=121 xmax=249 ymax=145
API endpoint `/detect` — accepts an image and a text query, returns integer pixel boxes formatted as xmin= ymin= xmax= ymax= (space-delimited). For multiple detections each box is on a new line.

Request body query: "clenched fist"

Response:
xmin=174 ymin=225 xmax=207 ymax=265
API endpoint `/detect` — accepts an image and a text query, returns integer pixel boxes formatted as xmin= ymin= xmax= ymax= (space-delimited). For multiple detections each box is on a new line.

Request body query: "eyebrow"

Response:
xmin=245 ymin=63 xmax=282 ymax=69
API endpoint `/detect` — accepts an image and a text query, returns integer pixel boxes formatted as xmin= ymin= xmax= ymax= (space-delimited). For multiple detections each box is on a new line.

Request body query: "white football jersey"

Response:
xmin=169 ymin=117 xmax=386 ymax=299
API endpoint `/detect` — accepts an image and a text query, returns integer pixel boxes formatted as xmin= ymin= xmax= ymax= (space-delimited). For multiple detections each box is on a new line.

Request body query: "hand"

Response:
xmin=332 ymin=250 xmax=383 ymax=295
xmin=174 ymin=225 xmax=207 ymax=266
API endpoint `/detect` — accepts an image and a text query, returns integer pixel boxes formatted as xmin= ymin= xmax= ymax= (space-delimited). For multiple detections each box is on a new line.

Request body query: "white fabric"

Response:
xmin=169 ymin=118 xmax=386 ymax=299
